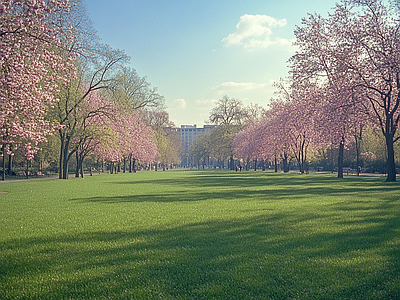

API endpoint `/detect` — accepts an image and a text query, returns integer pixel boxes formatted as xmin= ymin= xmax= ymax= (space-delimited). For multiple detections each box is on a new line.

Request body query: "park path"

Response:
xmin=0 ymin=172 xmax=102 ymax=183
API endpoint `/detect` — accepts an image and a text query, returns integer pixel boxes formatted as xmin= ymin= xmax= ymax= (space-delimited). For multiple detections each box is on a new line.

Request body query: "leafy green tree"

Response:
xmin=142 ymin=108 xmax=182 ymax=169
xmin=110 ymin=67 xmax=164 ymax=110
xmin=192 ymin=132 xmax=211 ymax=168
xmin=35 ymin=135 xmax=61 ymax=173
xmin=207 ymin=96 xmax=247 ymax=169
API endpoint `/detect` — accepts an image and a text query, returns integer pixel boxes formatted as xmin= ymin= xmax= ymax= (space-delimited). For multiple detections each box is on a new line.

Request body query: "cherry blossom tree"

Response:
xmin=264 ymin=100 xmax=294 ymax=172
xmin=94 ymin=108 xmax=158 ymax=173
xmin=141 ymin=108 xmax=182 ymax=169
xmin=232 ymin=117 xmax=266 ymax=170
xmin=120 ymin=111 xmax=159 ymax=172
xmin=231 ymin=126 xmax=253 ymax=169
xmin=50 ymin=6 xmax=129 ymax=179
xmin=0 ymin=0 xmax=75 ymax=180
xmin=71 ymin=89 xmax=115 ymax=177
xmin=291 ymin=0 xmax=400 ymax=181
xmin=235 ymin=83 xmax=322 ymax=174
xmin=251 ymin=115 xmax=279 ymax=171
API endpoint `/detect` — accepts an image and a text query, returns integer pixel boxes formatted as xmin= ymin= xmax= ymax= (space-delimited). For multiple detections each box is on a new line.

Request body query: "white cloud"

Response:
xmin=222 ymin=14 xmax=293 ymax=49
xmin=212 ymin=82 xmax=268 ymax=94
xmin=195 ymin=98 xmax=217 ymax=106
xmin=172 ymin=98 xmax=186 ymax=109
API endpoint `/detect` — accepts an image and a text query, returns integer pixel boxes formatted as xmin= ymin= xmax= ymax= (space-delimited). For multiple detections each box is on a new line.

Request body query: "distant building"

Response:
xmin=176 ymin=124 xmax=215 ymax=149
xmin=174 ymin=124 xmax=215 ymax=167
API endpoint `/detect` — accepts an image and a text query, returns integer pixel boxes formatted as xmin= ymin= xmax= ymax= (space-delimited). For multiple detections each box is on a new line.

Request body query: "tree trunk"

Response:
xmin=129 ymin=155 xmax=132 ymax=173
xmin=300 ymin=138 xmax=307 ymax=174
xmin=80 ymin=157 xmax=84 ymax=178
xmin=355 ymin=135 xmax=361 ymax=176
xmin=274 ymin=155 xmax=278 ymax=172
xmin=132 ymin=158 xmax=136 ymax=172
xmin=254 ymin=159 xmax=257 ymax=171
xmin=299 ymin=158 xmax=304 ymax=174
xmin=62 ymin=136 xmax=71 ymax=179
xmin=8 ymin=153 xmax=12 ymax=175
xmin=298 ymin=147 xmax=304 ymax=174
xmin=59 ymin=131 xmax=64 ymax=179
xmin=262 ymin=160 xmax=266 ymax=171
xmin=385 ymin=133 xmax=396 ymax=182
xmin=283 ymin=153 xmax=289 ymax=173
xmin=230 ymin=154 xmax=234 ymax=170
xmin=300 ymin=154 xmax=305 ymax=174
xmin=2 ymin=145 xmax=5 ymax=181
xmin=338 ymin=138 xmax=344 ymax=179
xmin=123 ymin=157 xmax=126 ymax=173
xmin=25 ymin=158 xmax=29 ymax=179
xmin=75 ymin=151 xmax=80 ymax=177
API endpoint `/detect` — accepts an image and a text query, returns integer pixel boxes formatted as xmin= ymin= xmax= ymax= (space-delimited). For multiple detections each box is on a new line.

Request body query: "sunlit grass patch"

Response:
xmin=0 ymin=170 xmax=399 ymax=299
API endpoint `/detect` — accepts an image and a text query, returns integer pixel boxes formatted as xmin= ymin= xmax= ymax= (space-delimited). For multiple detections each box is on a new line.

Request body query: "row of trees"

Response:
xmin=3 ymin=0 xmax=399 ymax=181
xmin=193 ymin=87 xmax=398 ymax=178
xmin=1 ymin=0 xmax=182 ymax=180
xmin=198 ymin=0 xmax=399 ymax=182
xmin=191 ymin=96 xmax=263 ymax=169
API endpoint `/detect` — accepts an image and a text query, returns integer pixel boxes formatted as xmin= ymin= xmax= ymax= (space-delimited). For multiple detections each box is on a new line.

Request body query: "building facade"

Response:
xmin=175 ymin=124 xmax=215 ymax=167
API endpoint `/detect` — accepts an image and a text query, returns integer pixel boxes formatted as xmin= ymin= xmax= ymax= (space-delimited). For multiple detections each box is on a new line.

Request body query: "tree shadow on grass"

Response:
xmin=73 ymin=174 xmax=400 ymax=204
xmin=1 ymin=207 xmax=399 ymax=299
xmin=115 ymin=170 xmax=398 ymax=191
xmin=122 ymin=170 xmax=389 ymax=187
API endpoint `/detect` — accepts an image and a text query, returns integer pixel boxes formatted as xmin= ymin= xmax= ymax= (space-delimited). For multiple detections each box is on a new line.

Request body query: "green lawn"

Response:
xmin=0 ymin=170 xmax=399 ymax=299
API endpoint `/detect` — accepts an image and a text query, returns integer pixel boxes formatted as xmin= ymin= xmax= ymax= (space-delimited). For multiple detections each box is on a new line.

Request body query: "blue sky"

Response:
xmin=83 ymin=0 xmax=336 ymax=127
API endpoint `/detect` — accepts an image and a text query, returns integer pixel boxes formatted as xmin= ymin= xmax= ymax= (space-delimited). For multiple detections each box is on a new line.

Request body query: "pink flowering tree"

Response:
xmin=54 ymin=41 xmax=128 ymax=179
xmin=291 ymin=0 xmax=400 ymax=181
xmin=71 ymin=89 xmax=116 ymax=177
xmin=116 ymin=110 xmax=159 ymax=172
xmin=231 ymin=126 xmax=253 ymax=169
xmin=93 ymin=106 xmax=159 ymax=173
xmin=276 ymin=79 xmax=336 ymax=173
xmin=0 ymin=0 xmax=75 ymax=179
xmin=232 ymin=118 xmax=265 ymax=170
xmin=264 ymin=100 xmax=294 ymax=172
xmin=248 ymin=113 xmax=280 ymax=172
xmin=233 ymin=85 xmax=319 ymax=173
xmin=290 ymin=5 xmax=372 ymax=178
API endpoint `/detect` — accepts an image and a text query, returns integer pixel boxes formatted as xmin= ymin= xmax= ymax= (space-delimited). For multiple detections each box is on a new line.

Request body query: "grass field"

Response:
xmin=0 ymin=169 xmax=399 ymax=299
